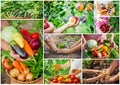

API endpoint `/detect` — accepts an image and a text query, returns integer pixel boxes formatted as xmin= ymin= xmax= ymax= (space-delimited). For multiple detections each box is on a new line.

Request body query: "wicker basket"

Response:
xmin=6 ymin=70 xmax=42 ymax=84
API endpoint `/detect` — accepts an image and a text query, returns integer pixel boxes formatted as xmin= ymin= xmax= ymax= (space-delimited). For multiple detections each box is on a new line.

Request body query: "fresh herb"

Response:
xmin=1 ymin=1 xmax=43 ymax=19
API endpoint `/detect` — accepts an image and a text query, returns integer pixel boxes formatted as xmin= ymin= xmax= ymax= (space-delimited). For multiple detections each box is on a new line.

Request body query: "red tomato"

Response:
xmin=56 ymin=75 xmax=60 ymax=79
xmin=53 ymin=79 xmax=58 ymax=83
xmin=58 ymin=76 xmax=63 ymax=81
xmin=31 ymin=33 xmax=39 ymax=39
xmin=101 ymin=51 xmax=107 ymax=56
xmin=70 ymin=75 xmax=76 ymax=79
xmin=74 ymin=79 xmax=79 ymax=84
xmin=2 ymin=59 xmax=13 ymax=71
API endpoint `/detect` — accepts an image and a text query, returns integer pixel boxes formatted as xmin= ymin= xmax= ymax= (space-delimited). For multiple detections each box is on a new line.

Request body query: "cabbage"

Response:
xmin=2 ymin=26 xmax=18 ymax=43
xmin=87 ymin=39 xmax=97 ymax=48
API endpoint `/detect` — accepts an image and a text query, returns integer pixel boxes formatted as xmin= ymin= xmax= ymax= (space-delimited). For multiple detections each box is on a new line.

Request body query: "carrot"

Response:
xmin=12 ymin=60 xmax=24 ymax=74
xmin=23 ymin=39 xmax=36 ymax=63
xmin=19 ymin=62 xmax=27 ymax=71
xmin=24 ymin=39 xmax=34 ymax=56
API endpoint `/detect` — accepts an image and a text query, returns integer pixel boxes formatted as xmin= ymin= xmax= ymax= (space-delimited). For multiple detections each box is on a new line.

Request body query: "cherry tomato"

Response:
xmin=74 ymin=79 xmax=79 ymax=84
xmin=70 ymin=75 xmax=76 ymax=79
xmin=53 ymin=79 xmax=58 ymax=83
xmin=31 ymin=32 xmax=39 ymax=39
xmin=2 ymin=59 xmax=13 ymax=71
xmin=101 ymin=51 xmax=107 ymax=56
xmin=56 ymin=75 xmax=60 ymax=79
xmin=58 ymin=76 xmax=63 ymax=81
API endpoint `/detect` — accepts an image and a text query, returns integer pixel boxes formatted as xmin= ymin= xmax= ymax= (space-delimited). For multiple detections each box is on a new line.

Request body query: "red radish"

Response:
xmin=76 ymin=2 xmax=84 ymax=11
xmin=44 ymin=22 xmax=50 ymax=29
xmin=69 ymin=16 xmax=79 ymax=25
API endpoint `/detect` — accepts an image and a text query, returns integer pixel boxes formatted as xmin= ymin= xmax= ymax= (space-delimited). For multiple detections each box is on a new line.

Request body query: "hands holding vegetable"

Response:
xmin=44 ymin=16 xmax=80 ymax=33
xmin=1 ymin=21 xmax=41 ymax=61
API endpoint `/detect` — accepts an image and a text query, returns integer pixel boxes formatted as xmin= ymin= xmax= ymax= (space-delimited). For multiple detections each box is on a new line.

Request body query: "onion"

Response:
xmin=9 ymin=68 xmax=20 ymax=78
xmin=17 ymin=74 xmax=25 ymax=81
xmin=26 ymin=73 xmax=34 ymax=81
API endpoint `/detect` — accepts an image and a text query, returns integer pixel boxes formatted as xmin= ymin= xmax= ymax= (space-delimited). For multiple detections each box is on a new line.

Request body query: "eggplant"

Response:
xmin=30 ymin=38 xmax=41 ymax=50
xmin=11 ymin=44 xmax=28 ymax=59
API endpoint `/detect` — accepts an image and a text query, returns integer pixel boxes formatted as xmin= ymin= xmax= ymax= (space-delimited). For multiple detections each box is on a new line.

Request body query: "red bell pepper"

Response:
xmin=31 ymin=32 xmax=39 ymax=39
xmin=20 ymin=29 xmax=32 ymax=42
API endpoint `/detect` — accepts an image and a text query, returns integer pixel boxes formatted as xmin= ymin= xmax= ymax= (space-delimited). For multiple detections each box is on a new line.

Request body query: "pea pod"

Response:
xmin=12 ymin=33 xmax=24 ymax=48
xmin=11 ymin=42 xmax=28 ymax=59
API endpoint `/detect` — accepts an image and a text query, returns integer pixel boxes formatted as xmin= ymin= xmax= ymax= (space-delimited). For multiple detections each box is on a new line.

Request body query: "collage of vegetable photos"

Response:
xmin=0 ymin=0 xmax=120 ymax=84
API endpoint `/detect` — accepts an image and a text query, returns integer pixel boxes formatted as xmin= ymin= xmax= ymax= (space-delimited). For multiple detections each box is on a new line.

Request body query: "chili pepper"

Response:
xmin=11 ymin=42 xmax=28 ymax=59
xmin=24 ymin=39 xmax=36 ymax=64
xmin=31 ymin=32 xmax=39 ymax=39
xmin=12 ymin=33 xmax=24 ymax=48
xmin=20 ymin=29 xmax=32 ymax=42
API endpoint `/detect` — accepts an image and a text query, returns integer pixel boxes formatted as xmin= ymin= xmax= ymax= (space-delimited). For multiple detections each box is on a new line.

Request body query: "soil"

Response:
xmin=83 ymin=60 xmax=119 ymax=84
xmin=1 ymin=73 xmax=10 ymax=84
xmin=44 ymin=34 xmax=81 ymax=59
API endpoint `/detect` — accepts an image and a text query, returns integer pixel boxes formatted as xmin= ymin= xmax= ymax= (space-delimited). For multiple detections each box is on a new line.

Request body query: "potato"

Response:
xmin=17 ymin=74 xmax=25 ymax=81
xmin=26 ymin=73 xmax=34 ymax=81
xmin=9 ymin=68 xmax=20 ymax=78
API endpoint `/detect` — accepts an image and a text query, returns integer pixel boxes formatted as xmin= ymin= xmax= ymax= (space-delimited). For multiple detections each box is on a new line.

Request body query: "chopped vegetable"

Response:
xmin=12 ymin=33 xmax=24 ymax=48
xmin=9 ymin=68 xmax=20 ymax=78
xmin=2 ymin=26 xmax=18 ymax=43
